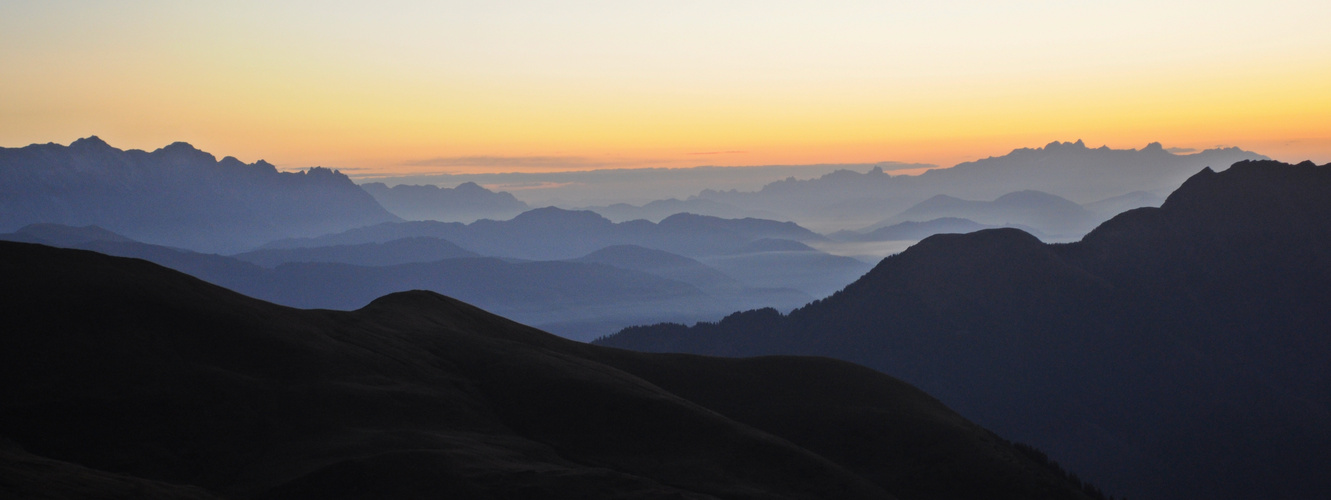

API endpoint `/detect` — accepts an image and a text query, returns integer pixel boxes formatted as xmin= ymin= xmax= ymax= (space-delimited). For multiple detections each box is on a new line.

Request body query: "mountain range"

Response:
xmin=831 ymin=218 xmax=1017 ymax=242
xmin=0 ymin=224 xmax=813 ymax=340
xmin=232 ymin=236 xmax=480 ymax=268
xmin=0 ymin=137 xmax=399 ymax=253
xmin=261 ymin=208 xmax=826 ymax=260
xmin=582 ymin=197 xmax=781 ymax=223
xmin=0 ymin=240 xmax=1104 ymax=499
xmin=691 ymin=141 xmax=1264 ymax=233
xmin=863 ymin=190 xmax=1097 ymax=240
xmin=597 ymin=160 xmax=1331 ymax=500
xmin=257 ymin=208 xmax=868 ymax=300
xmin=360 ymin=181 xmax=530 ymax=222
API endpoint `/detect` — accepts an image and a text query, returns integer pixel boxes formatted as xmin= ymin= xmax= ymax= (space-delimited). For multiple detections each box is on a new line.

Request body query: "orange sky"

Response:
xmin=2 ymin=1 xmax=1329 ymax=175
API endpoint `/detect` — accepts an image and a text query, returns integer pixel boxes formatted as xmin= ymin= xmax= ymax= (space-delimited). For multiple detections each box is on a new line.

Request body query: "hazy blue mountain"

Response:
xmin=360 ymin=181 xmax=529 ymax=222
xmin=0 ymin=137 xmax=399 ymax=253
xmin=598 ymin=160 xmax=1331 ymax=500
xmin=700 ymin=240 xmax=874 ymax=299
xmin=1082 ymin=190 xmax=1166 ymax=219
xmin=691 ymin=141 xmax=1265 ymax=233
xmin=584 ymin=197 xmax=781 ymax=223
xmin=371 ymin=162 xmax=927 ymax=207
xmin=866 ymin=190 xmax=1098 ymax=240
xmin=571 ymin=244 xmax=814 ymax=315
xmin=262 ymin=207 xmax=825 ymax=260
xmin=0 ymin=224 xmax=271 ymax=290
xmin=731 ymin=237 xmax=819 ymax=254
xmin=833 ymin=218 xmax=997 ymax=242
xmin=571 ymin=244 xmax=741 ymax=290
xmin=253 ymin=258 xmax=721 ymax=340
xmin=0 ymin=225 xmax=764 ymax=340
xmin=696 ymin=166 xmax=916 ymax=231
xmin=919 ymin=140 xmax=1266 ymax=203
xmin=232 ymin=236 xmax=479 ymax=268
xmin=0 ymin=240 xmax=1104 ymax=500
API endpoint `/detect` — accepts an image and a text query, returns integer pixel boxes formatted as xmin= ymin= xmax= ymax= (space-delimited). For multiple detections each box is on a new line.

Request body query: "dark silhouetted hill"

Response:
xmin=0 ymin=137 xmax=399 ymax=253
xmin=598 ymin=160 xmax=1331 ymax=500
xmin=3 ymin=222 xmax=136 ymax=246
xmin=0 ymin=241 xmax=1103 ymax=499
xmin=0 ymin=225 xmax=819 ymax=340
xmin=255 ymin=258 xmax=719 ymax=341
xmin=0 ymin=226 xmax=726 ymax=341
xmin=360 ymin=181 xmax=529 ymax=222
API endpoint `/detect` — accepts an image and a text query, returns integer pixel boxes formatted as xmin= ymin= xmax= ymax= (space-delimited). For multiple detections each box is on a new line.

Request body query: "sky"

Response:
xmin=3 ymin=1 xmax=1329 ymax=176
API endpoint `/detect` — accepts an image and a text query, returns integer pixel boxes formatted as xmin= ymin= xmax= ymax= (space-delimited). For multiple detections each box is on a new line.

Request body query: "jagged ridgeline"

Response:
xmin=0 ymin=137 xmax=399 ymax=253
xmin=598 ymin=160 xmax=1331 ymax=500
xmin=0 ymin=241 xmax=1105 ymax=500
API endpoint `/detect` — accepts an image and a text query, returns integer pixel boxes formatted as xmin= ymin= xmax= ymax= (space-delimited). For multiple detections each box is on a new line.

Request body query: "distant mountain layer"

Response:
xmin=361 ymin=181 xmax=530 ymax=222
xmin=584 ymin=197 xmax=781 ymax=223
xmin=232 ymin=236 xmax=480 ymax=268
xmin=263 ymin=207 xmax=825 ymax=260
xmin=866 ymin=190 xmax=1097 ymax=239
xmin=259 ymin=208 xmax=856 ymax=300
xmin=1 ymin=225 xmax=811 ymax=340
xmin=571 ymin=244 xmax=742 ymax=290
xmin=0 ymin=241 xmax=1103 ymax=499
xmin=693 ymin=141 xmax=1265 ymax=232
xmin=1081 ymin=190 xmax=1165 ymax=218
xmin=919 ymin=140 xmax=1263 ymax=203
xmin=0 ymin=137 xmax=399 ymax=253
xmin=833 ymin=218 xmax=1000 ymax=242
xmin=598 ymin=160 xmax=1331 ymax=500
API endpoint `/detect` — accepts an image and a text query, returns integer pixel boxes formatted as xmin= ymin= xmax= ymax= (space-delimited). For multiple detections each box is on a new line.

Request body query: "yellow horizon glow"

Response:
xmin=3 ymin=1 xmax=1329 ymax=175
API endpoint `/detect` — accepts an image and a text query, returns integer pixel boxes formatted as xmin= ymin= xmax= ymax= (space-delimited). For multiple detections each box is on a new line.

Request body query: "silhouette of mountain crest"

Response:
xmin=0 ymin=240 xmax=1105 ymax=500
xmin=359 ymin=181 xmax=529 ymax=223
xmin=508 ymin=206 xmax=612 ymax=227
xmin=69 ymin=135 xmax=113 ymax=150
xmin=0 ymin=137 xmax=398 ymax=252
xmin=600 ymin=160 xmax=1331 ymax=500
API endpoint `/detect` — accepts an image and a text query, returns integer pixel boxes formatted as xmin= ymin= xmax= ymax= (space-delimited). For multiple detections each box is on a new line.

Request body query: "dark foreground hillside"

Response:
xmin=598 ymin=160 xmax=1331 ymax=500
xmin=0 ymin=241 xmax=1100 ymax=500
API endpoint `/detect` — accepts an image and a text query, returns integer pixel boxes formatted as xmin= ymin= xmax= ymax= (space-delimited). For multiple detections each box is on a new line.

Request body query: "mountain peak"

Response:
xmin=161 ymin=141 xmax=201 ymax=152
xmin=362 ymin=289 xmax=455 ymax=310
xmin=153 ymin=141 xmax=216 ymax=165
xmin=69 ymin=136 xmax=112 ymax=150
xmin=510 ymin=206 xmax=611 ymax=226
xmin=1043 ymin=139 xmax=1087 ymax=151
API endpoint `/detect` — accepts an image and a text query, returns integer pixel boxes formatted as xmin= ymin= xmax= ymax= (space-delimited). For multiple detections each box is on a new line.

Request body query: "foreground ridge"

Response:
xmin=0 ymin=241 xmax=1100 ymax=499
xmin=598 ymin=160 xmax=1331 ymax=500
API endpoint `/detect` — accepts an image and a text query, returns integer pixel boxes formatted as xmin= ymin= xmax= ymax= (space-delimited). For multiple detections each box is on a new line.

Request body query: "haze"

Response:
xmin=3 ymin=1 xmax=1329 ymax=174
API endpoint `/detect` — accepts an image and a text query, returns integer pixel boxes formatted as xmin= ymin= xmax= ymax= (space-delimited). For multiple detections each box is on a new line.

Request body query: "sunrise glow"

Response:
xmin=3 ymin=1 xmax=1329 ymax=174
